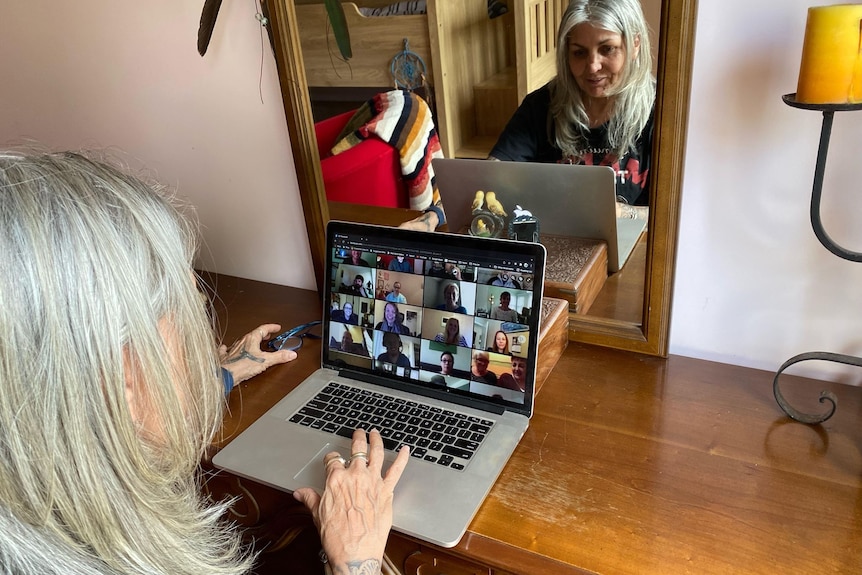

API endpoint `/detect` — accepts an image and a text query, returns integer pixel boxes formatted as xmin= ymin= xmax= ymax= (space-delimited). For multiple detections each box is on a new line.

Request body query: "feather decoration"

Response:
xmin=197 ymin=0 xmax=223 ymax=56
xmin=323 ymin=0 xmax=352 ymax=60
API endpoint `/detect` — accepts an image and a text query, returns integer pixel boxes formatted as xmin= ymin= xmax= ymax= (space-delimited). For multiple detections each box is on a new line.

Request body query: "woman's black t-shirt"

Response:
xmin=489 ymin=83 xmax=654 ymax=206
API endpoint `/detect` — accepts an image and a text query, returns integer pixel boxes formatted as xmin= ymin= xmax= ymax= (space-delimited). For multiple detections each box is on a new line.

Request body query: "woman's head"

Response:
xmin=0 ymin=151 xmax=245 ymax=573
xmin=442 ymin=282 xmax=460 ymax=308
xmin=444 ymin=317 xmax=461 ymax=343
xmin=384 ymin=301 xmax=399 ymax=324
xmin=556 ymin=0 xmax=651 ymax=100
xmin=493 ymin=330 xmax=509 ymax=353
xmin=551 ymin=0 xmax=654 ymax=158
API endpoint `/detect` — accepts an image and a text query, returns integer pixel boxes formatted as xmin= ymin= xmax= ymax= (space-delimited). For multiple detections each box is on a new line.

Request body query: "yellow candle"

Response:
xmin=796 ymin=3 xmax=862 ymax=104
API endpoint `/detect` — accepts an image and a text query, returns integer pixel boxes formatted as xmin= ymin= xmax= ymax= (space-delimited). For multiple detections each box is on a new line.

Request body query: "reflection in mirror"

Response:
xmin=265 ymin=0 xmax=696 ymax=356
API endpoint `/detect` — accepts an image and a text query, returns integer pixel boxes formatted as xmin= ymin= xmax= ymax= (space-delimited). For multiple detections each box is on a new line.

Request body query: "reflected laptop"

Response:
xmin=213 ymin=221 xmax=546 ymax=548
xmin=434 ymin=158 xmax=647 ymax=273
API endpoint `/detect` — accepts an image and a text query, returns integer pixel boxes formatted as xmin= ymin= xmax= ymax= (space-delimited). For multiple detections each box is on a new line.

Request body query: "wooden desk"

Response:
xmin=205 ymin=274 xmax=862 ymax=575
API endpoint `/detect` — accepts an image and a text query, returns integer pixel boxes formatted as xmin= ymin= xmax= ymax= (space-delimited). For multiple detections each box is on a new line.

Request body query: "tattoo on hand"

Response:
xmin=224 ymin=349 xmax=265 ymax=364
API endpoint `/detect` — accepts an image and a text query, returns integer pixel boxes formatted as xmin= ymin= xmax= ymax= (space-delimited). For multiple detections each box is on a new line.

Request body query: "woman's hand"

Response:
xmin=218 ymin=323 xmax=296 ymax=387
xmin=398 ymin=211 xmax=439 ymax=232
xmin=294 ymin=429 xmax=410 ymax=574
xmin=615 ymin=201 xmax=649 ymax=221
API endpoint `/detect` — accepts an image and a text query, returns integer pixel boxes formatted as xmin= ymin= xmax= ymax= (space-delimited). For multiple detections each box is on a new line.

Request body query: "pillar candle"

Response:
xmin=796 ymin=3 xmax=862 ymax=104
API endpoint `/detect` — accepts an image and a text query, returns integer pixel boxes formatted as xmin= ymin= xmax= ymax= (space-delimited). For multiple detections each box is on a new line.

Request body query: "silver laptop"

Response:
xmin=213 ymin=220 xmax=546 ymax=548
xmin=434 ymin=158 xmax=646 ymax=273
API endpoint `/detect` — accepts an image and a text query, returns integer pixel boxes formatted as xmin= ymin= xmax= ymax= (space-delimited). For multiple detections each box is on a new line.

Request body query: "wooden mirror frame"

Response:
xmin=265 ymin=0 xmax=697 ymax=357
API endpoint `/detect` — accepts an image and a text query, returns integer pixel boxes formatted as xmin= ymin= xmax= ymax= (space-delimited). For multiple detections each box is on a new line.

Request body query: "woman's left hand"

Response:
xmin=219 ymin=323 xmax=296 ymax=387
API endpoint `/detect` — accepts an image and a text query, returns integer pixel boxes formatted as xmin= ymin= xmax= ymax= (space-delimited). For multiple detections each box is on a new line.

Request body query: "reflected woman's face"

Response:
xmin=567 ymin=23 xmax=634 ymax=100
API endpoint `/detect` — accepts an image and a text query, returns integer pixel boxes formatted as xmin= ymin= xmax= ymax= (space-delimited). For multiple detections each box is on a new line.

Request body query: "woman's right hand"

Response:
xmin=293 ymin=429 xmax=410 ymax=574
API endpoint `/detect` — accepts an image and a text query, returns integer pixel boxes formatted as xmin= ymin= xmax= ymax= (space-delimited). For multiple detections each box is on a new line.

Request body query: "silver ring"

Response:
xmin=324 ymin=455 xmax=346 ymax=470
xmin=348 ymin=452 xmax=368 ymax=466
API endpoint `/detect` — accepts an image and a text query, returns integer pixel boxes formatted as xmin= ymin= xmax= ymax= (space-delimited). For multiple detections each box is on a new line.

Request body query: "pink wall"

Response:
xmin=0 ymin=0 xmax=316 ymax=290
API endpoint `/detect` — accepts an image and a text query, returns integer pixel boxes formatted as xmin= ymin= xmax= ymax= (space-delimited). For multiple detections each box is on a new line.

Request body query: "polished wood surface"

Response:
xmin=208 ymin=274 xmax=862 ymax=574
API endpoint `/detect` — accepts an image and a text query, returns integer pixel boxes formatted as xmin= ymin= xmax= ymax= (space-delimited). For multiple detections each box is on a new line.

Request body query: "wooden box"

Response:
xmin=535 ymin=296 xmax=569 ymax=395
xmin=541 ymin=235 xmax=608 ymax=314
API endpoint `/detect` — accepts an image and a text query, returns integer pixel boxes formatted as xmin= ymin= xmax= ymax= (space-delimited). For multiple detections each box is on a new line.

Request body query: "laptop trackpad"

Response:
xmin=294 ymin=442 xmax=399 ymax=492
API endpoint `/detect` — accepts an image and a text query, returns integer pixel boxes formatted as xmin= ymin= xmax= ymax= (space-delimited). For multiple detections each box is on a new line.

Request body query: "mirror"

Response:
xmin=265 ymin=0 xmax=696 ymax=357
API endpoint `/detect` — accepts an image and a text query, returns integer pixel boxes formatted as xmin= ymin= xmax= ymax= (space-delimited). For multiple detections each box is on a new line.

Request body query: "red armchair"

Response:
xmin=314 ymin=110 xmax=408 ymax=208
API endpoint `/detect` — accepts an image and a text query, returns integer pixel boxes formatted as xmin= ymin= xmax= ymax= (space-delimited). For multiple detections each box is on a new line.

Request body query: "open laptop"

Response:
xmin=213 ymin=220 xmax=546 ymax=548
xmin=433 ymin=158 xmax=647 ymax=273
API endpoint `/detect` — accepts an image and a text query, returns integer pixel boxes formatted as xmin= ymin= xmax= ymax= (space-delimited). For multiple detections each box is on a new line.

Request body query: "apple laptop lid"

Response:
xmin=433 ymin=158 xmax=646 ymax=272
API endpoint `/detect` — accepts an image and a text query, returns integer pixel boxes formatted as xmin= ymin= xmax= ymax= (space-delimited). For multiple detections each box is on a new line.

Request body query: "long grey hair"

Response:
xmin=0 ymin=151 xmax=252 ymax=574
xmin=549 ymin=0 xmax=655 ymax=159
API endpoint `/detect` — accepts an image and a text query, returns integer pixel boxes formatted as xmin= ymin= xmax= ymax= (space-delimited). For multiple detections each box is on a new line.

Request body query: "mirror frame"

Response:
xmin=265 ymin=0 xmax=697 ymax=357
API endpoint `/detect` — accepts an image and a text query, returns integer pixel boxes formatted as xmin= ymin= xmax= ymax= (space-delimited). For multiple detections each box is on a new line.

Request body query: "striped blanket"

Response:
xmin=331 ymin=90 xmax=445 ymax=217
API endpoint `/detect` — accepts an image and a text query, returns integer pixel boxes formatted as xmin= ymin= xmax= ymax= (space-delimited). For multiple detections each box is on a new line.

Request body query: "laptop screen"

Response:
xmin=323 ymin=220 xmax=546 ymax=417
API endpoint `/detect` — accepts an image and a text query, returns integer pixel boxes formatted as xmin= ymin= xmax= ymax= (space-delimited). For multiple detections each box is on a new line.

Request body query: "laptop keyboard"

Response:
xmin=288 ymin=382 xmax=495 ymax=471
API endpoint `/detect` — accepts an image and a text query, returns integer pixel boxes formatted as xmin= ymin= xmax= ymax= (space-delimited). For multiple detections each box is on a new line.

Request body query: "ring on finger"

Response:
xmin=324 ymin=455 xmax=347 ymax=470
xmin=348 ymin=452 xmax=368 ymax=466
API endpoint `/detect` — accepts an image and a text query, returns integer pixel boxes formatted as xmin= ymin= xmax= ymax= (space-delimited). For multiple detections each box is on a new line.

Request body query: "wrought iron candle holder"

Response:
xmin=772 ymin=94 xmax=862 ymax=424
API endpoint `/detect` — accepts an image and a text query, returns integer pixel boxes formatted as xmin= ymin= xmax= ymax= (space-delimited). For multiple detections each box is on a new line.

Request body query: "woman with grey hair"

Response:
xmin=489 ymin=0 xmax=655 ymax=219
xmin=0 ymin=151 xmax=408 ymax=575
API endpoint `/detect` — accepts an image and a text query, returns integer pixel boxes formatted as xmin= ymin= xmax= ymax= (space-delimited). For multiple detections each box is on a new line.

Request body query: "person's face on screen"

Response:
xmin=473 ymin=353 xmax=490 ymax=376
xmin=499 ymin=293 xmax=511 ymax=309
xmin=444 ymin=284 xmax=458 ymax=308
xmin=393 ymin=282 xmax=402 ymax=295
xmin=495 ymin=331 xmax=508 ymax=350
xmin=343 ymin=303 xmax=353 ymax=318
xmin=383 ymin=333 xmax=400 ymax=355
xmin=511 ymin=357 xmax=527 ymax=386
xmin=384 ymin=303 xmax=397 ymax=324
xmin=445 ymin=318 xmax=459 ymax=337
xmin=342 ymin=331 xmax=354 ymax=348
xmin=440 ymin=353 xmax=454 ymax=375
xmin=354 ymin=276 xmax=363 ymax=288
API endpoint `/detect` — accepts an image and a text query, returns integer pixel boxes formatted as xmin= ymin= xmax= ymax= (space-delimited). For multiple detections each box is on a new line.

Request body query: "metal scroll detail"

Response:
xmin=773 ymin=96 xmax=862 ymax=424
xmin=772 ymin=351 xmax=862 ymax=424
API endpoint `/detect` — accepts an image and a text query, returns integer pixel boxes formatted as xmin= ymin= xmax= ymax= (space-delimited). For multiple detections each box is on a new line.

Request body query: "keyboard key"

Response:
xmin=298 ymin=406 xmax=325 ymax=419
xmin=470 ymin=423 xmax=491 ymax=434
xmin=442 ymin=445 xmax=473 ymax=460
xmin=455 ymin=439 xmax=480 ymax=451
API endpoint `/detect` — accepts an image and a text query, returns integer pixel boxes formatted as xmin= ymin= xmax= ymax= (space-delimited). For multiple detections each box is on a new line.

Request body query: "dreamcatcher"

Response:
xmin=390 ymin=38 xmax=432 ymax=107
